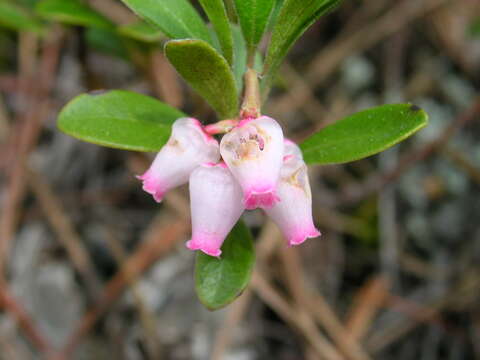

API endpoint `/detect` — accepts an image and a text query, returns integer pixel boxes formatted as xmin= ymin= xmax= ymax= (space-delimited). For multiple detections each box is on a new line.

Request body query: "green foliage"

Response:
xmin=117 ymin=21 xmax=164 ymax=43
xmin=267 ymin=0 xmax=285 ymax=30
xmin=165 ymin=39 xmax=239 ymax=119
xmin=300 ymin=104 xmax=428 ymax=165
xmin=17 ymin=0 xmax=40 ymax=8
xmin=468 ymin=17 xmax=480 ymax=37
xmin=120 ymin=0 xmax=212 ymax=44
xmin=232 ymin=25 xmax=247 ymax=91
xmin=195 ymin=221 xmax=255 ymax=310
xmin=233 ymin=0 xmax=275 ymax=50
xmin=198 ymin=0 xmax=233 ymax=65
xmin=57 ymin=90 xmax=185 ymax=152
xmin=35 ymin=0 xmax=113 ymax=30
xmin=0 ymin=1 xmax=43 ymax=33
xmin=263 ymin=0 xmax=341 ymax=93
xmin=85 ymin=28 xmax=128 ymax=59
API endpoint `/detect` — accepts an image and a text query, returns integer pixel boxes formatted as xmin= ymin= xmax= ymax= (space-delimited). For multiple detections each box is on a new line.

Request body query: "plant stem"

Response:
xmin=240 ymin=68 xmax=261 ymax=119
xmin=247 ymin=46 xmax=256 ymax=69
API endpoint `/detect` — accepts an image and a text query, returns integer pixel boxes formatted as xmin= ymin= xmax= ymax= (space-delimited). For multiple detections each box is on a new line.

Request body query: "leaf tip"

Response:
xmin=408 ymin=103 xmax=429 ymax=128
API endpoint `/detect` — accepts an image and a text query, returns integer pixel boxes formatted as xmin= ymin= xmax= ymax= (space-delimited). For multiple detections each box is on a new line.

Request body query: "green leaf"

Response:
xmin=232 ymin=25 xmax=247 ymax=92
xmin=267 ymin=0 xmax=285 ymax=30
xmin=195 ymin=220 xmax=255 ymax=310
xmin=35 ymin=0 xmax=113 ymax=30
xmin=263 ymin=0 xmax=341 ymax=92
xmin=198 ymin=0 xmax=233 ymax=65
xmin=57 ymin=90 xmax=185 ymax=152
xmin=165 ymin=39 xmax=238 ymax=119
xmin=0 ymin=1 xmax=43 ymax=33
xmin=86 ymin=28 xmax=128 ymax=59
xmin=117 ymin=21 xmax=164 ymax=43
xmin=468 ymin=17 xmax=480 ymax=37
xmin=17 ymin=0 xmax=40 ymax=9
xmin=233 ymin=0 xmax=274 ymax=49
xmin=300 ymin=104 xmax=428 ymax=165
xmin=120 ymin=0 xmax=212 ymax=44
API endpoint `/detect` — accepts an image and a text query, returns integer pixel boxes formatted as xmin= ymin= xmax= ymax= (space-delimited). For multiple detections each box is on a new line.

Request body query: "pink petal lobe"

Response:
xmin=288 ymin=227 xmax=321 ymax=246
xmin=186 ymin=235 xmax=223 ymax=257
xmin=244 ymin=188 xmax=280 ymax=210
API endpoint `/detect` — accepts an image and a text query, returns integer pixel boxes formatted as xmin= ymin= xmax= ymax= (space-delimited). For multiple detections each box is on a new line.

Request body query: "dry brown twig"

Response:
xmin=367 ymin=270 xmax=480 ymax=353
xmin=0 ymin=281 xmax=55 ymax=357
xmin=59 ymin=215 xmax=188 ymax=358
xmin=28 ymin=168 xmax=103 ymax=300
xmin=0 ymin=27 xmax=63 ymax=279
xmin=104 ymin=228 xmax=162 ymax=359
xmin=278 ymin=246 xmax=372 ymax=360
xmin=344 ymin=276 xmax=390 ymax=341
xmin=251 ymin=270 xmax=343 ymax=360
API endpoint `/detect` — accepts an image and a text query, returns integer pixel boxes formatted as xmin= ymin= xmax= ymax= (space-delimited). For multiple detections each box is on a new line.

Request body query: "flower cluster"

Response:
xmin=137 ymin=116 xmax=320 ymax=257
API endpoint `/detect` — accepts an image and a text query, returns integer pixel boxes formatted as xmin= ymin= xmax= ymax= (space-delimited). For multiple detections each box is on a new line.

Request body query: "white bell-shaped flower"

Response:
xmin=187 ymin=162 xmax=244 ymax=257
xmin=220 ymin=116 xmax=284 ymax=210
xmin=137 ymin=118 xmax=220 ymax=202
xmin=265 ymin=141 xmax=321 ymax=246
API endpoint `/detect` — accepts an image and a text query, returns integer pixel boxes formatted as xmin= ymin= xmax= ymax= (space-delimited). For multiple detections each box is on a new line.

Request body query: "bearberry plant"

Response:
xmin=26 ymin=0 xmax=429 ymax=309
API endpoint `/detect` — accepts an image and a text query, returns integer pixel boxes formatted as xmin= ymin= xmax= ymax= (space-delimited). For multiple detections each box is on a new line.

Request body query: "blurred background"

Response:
xmin=0 ymin=0 xmax=480 ymax=359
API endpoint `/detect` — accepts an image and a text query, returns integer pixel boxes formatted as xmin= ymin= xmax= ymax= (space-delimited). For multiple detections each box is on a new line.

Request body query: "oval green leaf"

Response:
xmin=195 ymin=220 xmax=255 ymax=310
xmin=199 ymin=0 xmax=233 ymax=65
xmin=165 ymin=39 xmax=238 ymax=119
xmin=117 ymin=21 xmax=164 ymax=43
xmin=263 ymin=0 xmax=341 ymax=92
xmin=300 ymin=104 xmax=428 ymax=165
xmin=233 ymin=0 xmax=274 ymax=49
xmin=0 ymin=2 xmax=44 ymax=33
xmin=35 ymin=0 xmax=114 ymax=30
xmin=57 ymin=90 xmax=185 ymax=152
xmin=120 ymin=0 xmax=212 ymax=44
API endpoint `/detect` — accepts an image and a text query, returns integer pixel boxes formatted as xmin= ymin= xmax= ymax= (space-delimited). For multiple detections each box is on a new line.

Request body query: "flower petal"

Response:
xmin=265 ymin=149 xmax=320 ymax=246
xmin=220 ymin=116 xmax=284 ymax=209
xmin=137 ymin=118 xmax=220 ymax=202
xmin=187 ymin=162 xmax=244 ymax=257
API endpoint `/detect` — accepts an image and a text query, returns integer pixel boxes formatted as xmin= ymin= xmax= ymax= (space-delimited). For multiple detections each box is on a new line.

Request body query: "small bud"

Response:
xmin=220 ymin=116 xmax=284 ymax=210
xmin=187 ymin=162 xmax=244 ymax=257
xmin=137 ymin=118 xmax=219 ymax=202
xmin=265 ymin=141 xmax=320 ymax=246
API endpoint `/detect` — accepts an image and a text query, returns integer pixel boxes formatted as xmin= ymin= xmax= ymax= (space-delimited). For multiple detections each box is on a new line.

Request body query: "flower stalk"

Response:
xmin=240 ymin=68 xmax=261 ymax=120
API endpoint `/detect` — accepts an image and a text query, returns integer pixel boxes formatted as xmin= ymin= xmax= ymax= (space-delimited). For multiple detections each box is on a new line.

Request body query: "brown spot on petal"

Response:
xmin=167 ymin=138 xmax=184 ymax=152
xmin=285 ymin=165 xmax=310 ymax=197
